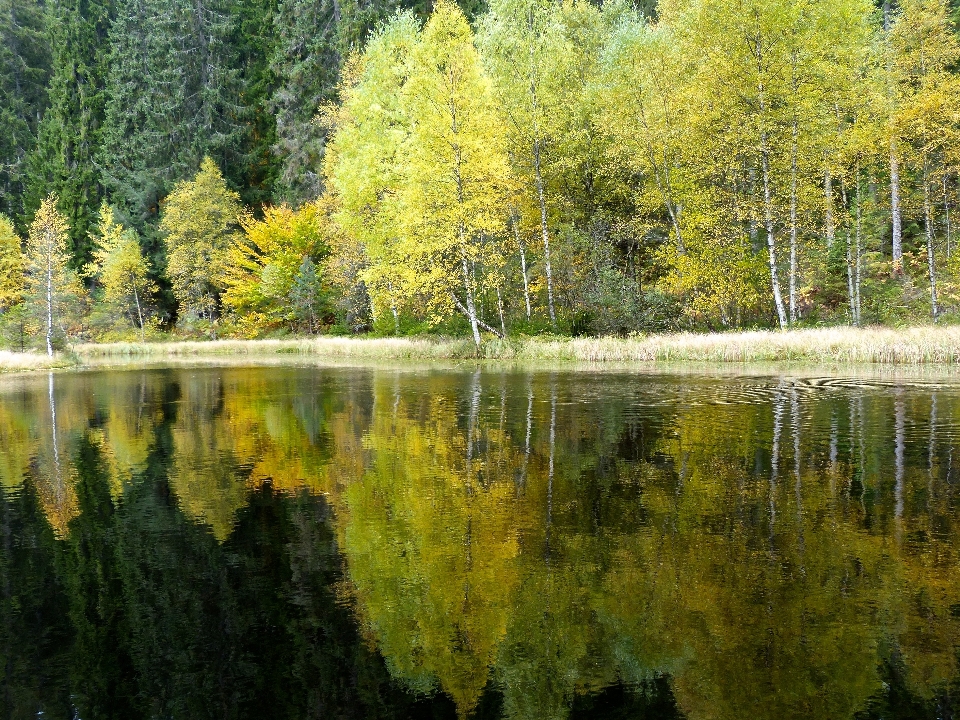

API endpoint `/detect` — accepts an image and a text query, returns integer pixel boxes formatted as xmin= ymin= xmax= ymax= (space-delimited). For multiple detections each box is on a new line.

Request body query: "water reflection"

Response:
xmin=2 ymin=366 xmax=960 ymax=718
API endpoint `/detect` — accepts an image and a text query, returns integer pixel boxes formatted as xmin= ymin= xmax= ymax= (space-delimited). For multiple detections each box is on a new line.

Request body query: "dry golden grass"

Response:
xmin=48 ymin=326 xmax=960 ymax=367
xmin=497 ymin=326 xmax=960 ymax=364
xmin=0 ymin=350 xmax=74 ymax=373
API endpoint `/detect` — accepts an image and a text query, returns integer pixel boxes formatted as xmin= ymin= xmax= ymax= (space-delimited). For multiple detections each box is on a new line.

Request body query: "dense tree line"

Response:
xmin=3 ymin=0 xmax=960 ymax=346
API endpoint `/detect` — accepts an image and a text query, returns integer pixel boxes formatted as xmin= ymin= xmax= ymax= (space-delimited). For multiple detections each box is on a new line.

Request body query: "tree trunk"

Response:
xmin=451 ymin=293 xmax=503 ymax=338
xmin=512 ymin=212 xmax=532 ymax=319
xmin=386 ymin=281 xmax=399 ymax=335
xmin=924 ymin=158 xmax=938 ymax=320
xmin=45 ymin=230 xmax=54 ymax=357
xmin=891 ymin=138 xmax=903 ymax=275
xmin=132 ymin=276 xmax=145 ymax=343
xmin=789 ymin=117 xmax=799 ymax=325
xmin=496 ymin=286 xmax=506 ymax=337
xmin=760 ymin=139 xmax=788 ymax=329
xmin=825 ymin=164 xmax=835 ymax=248
xmin=533 ymin=138 xmax=556 ymax=328
xmin=460 ymin=252 xmax=482 ymax=348
xmin=843 ymin=180 xmax=856 ymax=325
xmin=854 ymin=163 xmax=863 ymax=326
xmin=943 ymin=171 xmax=952 ymax=259
xmin=755 ymin=68 xmax=787 ymax=328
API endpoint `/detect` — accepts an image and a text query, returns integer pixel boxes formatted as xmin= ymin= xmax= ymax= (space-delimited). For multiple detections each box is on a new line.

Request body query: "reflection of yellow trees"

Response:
xmin=333 ymin=376 xmax=524 ymax=717
xmin=6 ymin=369 xmax=960 ymax=719
xmin=167 ymin=371 xmax=335 ymax=539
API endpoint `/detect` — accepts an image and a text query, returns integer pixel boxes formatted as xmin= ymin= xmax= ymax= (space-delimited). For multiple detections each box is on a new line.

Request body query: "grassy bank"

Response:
xmin=71 ymin=326 xmax=960 ymax=364
xmin=7 ymin=327 xmax=960 ymax=373
xmin=0 ymin=350 xmax=77 ymax=373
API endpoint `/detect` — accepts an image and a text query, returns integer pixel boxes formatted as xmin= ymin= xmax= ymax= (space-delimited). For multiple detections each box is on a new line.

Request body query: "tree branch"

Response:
xmin=450 ymin=293 xmax=504 ymax=339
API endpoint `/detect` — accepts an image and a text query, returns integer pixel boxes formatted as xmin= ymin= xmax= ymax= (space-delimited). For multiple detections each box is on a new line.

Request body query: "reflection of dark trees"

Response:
xmin=1 ymin=383 xmax=485 ymax=719
xmin=0 ymin=479 xmax=71 ymax=719
xmin=11 ymin=370 xmax=960 ymax=718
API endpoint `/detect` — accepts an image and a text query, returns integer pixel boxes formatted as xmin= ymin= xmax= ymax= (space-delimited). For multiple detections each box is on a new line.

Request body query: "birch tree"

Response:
xmin=85 ymin=204 xmax=156 ymax=341
xmin=479 ymin=0 xmax=564 ymax=327
xmin=159 ymin=158 xmax=242 ymax=328
xmin=325 ymin=15 xmax=417 ymax=332
xmin=891 ymin=0 xmax=960 ymax=319
xmin=399 ymin=0 xmax=514 ymax=346
xmin=329 ymin=2 xmax=513 ymax=346
xmin=26 ymin=195 xmax=75 ymax=356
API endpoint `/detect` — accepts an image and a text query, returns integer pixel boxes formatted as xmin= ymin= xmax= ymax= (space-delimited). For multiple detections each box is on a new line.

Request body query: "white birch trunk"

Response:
xmin=761 ymin=139 xmax=788 ymax=329
xmin=496 ymin=286 xmax=506 ymax=337
xmin=924 ymin=159 xmax=938 ymax=320
xmin=943 ymin=172 xmax=952 ymax=259
xmin=512 ymin=213 xmax=532 ymax=320
xmin=789 ymin=118 xmax=799 ymax=325
xmin=854 ymin=164 xmax=863 ymax=325
xmin=825 ymin=165 xmax=835 ymax=248
xmin=842 ymin=179 xmax=857 ymax=325
xmin=891 ymin=138 xmax=903 ymax=274
xmin=461 ymin=252 xmax=482 ymax=348
xmin=533 ymin=138 xmax=556 ymax=328
xmin=45 ymin=229 xmax=54 ymax=357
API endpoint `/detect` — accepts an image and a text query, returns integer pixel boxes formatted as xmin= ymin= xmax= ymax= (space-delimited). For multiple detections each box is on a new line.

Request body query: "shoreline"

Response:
xmin=6 ymin=327 xmax=960 ymax=373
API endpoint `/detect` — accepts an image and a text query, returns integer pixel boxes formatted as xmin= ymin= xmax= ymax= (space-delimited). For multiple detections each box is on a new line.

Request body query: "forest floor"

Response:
xmin=1 ymin=326 xmax=960 ymax=372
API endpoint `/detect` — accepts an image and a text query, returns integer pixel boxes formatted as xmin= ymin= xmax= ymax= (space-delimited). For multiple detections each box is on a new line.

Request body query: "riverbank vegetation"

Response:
xmin=3 ymin=0 xmax=960 ymax=353
xmin=5 ymin=326 xmax=960 ymax=372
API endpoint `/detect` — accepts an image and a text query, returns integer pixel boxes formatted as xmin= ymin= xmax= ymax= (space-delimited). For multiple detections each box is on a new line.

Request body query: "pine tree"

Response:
xmin=25 ymin=0 xmax=115 ymax=269
xmin=0 ymin=0 xmax=52 ymax=227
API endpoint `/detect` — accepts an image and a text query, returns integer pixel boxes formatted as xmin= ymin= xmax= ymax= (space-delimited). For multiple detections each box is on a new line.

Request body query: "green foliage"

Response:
xmin=25 ymin=0 xmax=115 ymax=267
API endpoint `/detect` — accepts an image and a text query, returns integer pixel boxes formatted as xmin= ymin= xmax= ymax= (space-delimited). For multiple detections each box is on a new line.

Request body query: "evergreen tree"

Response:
xmin=0 ymin=0 xmax=51 ymax=227
xmin=231 ymin=0 xmax=281 ymax=208
xmin=270 ymin=0 xmax=341 ymax=204
xmin=99 ymin=0 xmax=246 ymax=242
xmin=25 ymin=0 xmax=115 ymax=270
xmin=290 ymin=256 xmax=325 ymax=332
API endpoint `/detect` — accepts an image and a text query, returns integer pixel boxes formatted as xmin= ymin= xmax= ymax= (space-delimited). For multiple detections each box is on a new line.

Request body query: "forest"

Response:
xmin=2 ymin=0 xmax=960 ymax=348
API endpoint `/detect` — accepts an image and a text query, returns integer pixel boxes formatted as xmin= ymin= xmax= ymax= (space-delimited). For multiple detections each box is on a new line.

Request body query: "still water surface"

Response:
xmin=3 ymin=365 xmax=960 ymax=719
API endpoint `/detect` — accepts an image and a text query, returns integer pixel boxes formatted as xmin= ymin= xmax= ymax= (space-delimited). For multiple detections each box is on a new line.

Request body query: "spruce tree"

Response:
xmin=232 ymin=0 xmax=281 ymax=208
xmin=270 ymin=0 xmax=341 ymax=203
xmin=0 ymin=0 xmax=52 ymax=227
xmin=99 ymin=0 xmax=246 ymax=244
xmin=25 ymin=0 xmax=115 ymax=269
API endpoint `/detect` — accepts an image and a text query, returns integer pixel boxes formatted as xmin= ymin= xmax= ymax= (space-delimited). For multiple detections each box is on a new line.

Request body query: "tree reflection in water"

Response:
xmin=1 ymin=366 xmax=960 ymax=719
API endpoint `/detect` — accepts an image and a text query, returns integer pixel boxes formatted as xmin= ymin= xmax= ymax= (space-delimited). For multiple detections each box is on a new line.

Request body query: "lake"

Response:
xmin=2 ymin=364 xmax=960 ymax=719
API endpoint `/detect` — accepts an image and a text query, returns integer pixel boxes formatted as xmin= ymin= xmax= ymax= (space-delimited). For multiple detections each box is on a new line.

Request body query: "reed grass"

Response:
xmin=41 ymin=326 xmax=960 ymax=368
